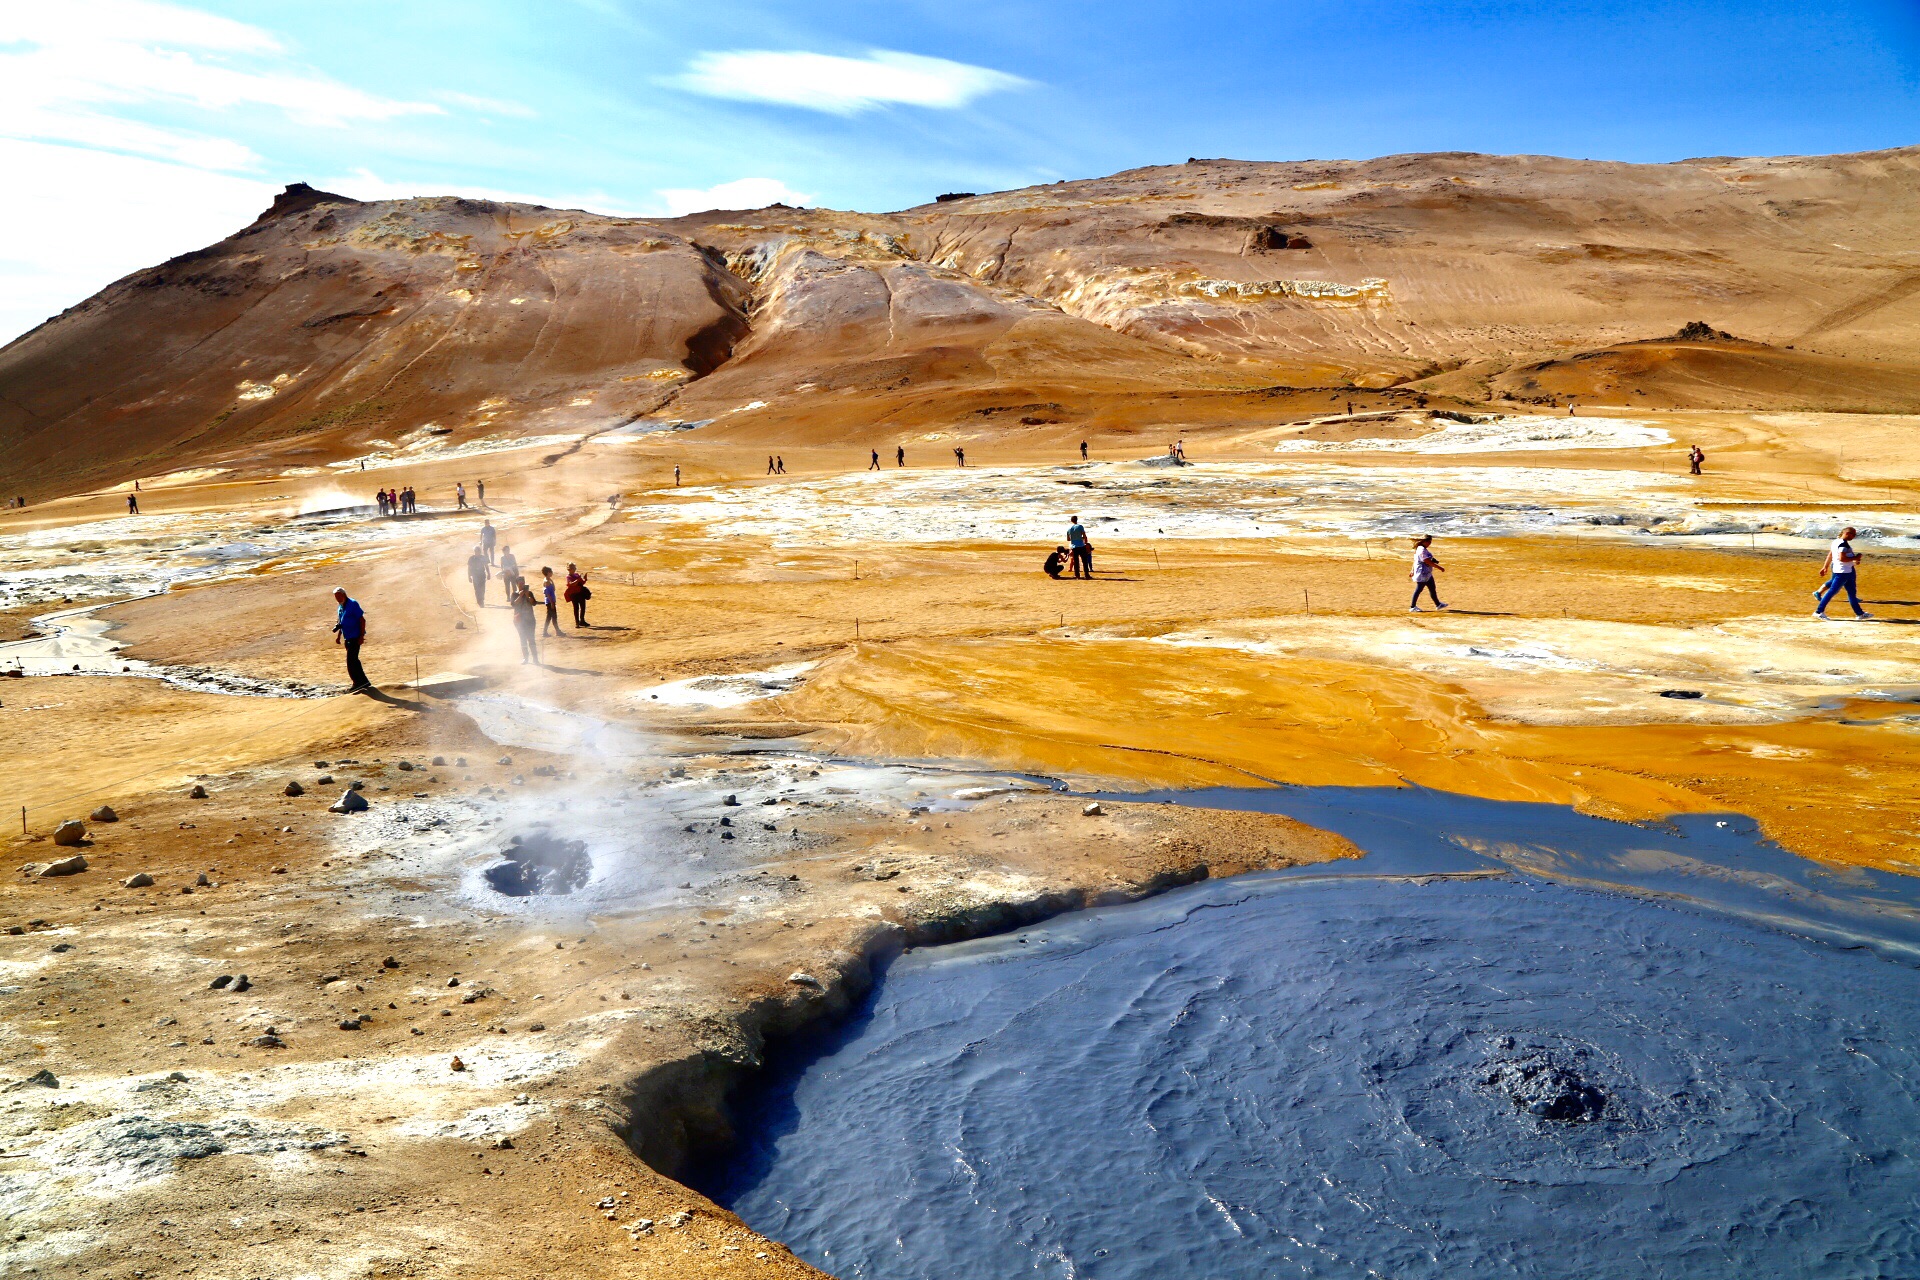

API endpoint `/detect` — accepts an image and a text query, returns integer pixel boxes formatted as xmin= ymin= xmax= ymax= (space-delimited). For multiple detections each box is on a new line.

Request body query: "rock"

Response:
xmin=348 ymin=780 xmax=366 ymax=791
xmin=432 ymin=756 xmax=446 ymax=766
xmin=527 ymin=1023 xmax=545 ymax=1032
xmin=788 ymin=971 xmax=821 ymax=987
xmin=449 ymin=1056 xmax=466 ymax=1072
xmin=90 ymin=806 xmax=119 ymax=823
xmin=9 ymin=1068 xmax=58 ymax=1090
xmin=723 ymin=794 xmax=739 ymax=806
xmin=491 ymin=1136 xmax=513 ymax=1149
xmin=189 ymin=784 xmax=208 ymax=799
xmin=52 ymin=820 xmax=87 ymax=847
xmin=1658 ymin=689 xmax=1704 ymax=700
xmin=1082 ymin=801 xmax=1103 ymax=816
xmin=195 ymin=872 xmax=210 ymax=887
xmin=382 ymin=956 xmax=400 ymax=969
xmin=50 ymin=942 xmax=73 ymax=953
xmin=461 ymin=990 xmax=484 ymax=1004
xmin=5 ymin=925 xmax=22 ymax=935
xmin=249 ymin=1033 xmax=286 ymax=1048
xmin=39 ymin=854 xmax=88 ymax=877
xmin=338 ymin=1018 xmax=362 ymax=1030
xmin=124 ymin=872 xmax=154 ymax=887
xmin=231 ymin=975 xmax=251 ymax=992
xmin=329 ymin=789 xmax=369 ymax=814
xmin=513 ymin=1093 xmax=530 ymax=1105
xmin=398 ymin=760 xmax=415 ymax=771
xmin=210 ymin=974 xmax=233 ymax=989
xmin=457 ymin=757 xmax=468 ymax=767
xmin=447 ymin=977 xmax=460 ymax=987
xmin=316 ymin=774 xmax=334 ymax=785
xmin=284 ymin=780 xmax=305 ymax=797
xmin=497 ymin=755 xmax=512 ymax=766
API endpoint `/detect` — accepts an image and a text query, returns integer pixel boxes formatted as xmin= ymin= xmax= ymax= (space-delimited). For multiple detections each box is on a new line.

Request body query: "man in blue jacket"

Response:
xmin=332 ymin=587 xmax=370 ymax=692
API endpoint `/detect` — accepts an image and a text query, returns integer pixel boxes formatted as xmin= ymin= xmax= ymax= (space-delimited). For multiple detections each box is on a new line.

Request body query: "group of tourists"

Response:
xmin=455 ymin=479 xmax=486 ymax=510
xmin=1044 ymin=516 xmax=1097 ymax=579
xmin=375 ymin=486 xmax=419 ymax=516
xmin=461 ymin=520 xmax=593 ymax=664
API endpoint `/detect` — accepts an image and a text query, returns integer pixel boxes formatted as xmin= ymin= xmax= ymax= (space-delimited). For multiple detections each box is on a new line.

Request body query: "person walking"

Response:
xmin=126 ymin=492 xmax=139 ymax=514
xmin=565 ymin=562 xmax=590 ymax=627
xmin=331 ymin=587 xmax=371 ymax=691
xmin=466 ymin=545 xmax=489 ymax=607
xmin=674 ymin=465 xmax=681 ymax=487
xmin=954 ymin=447 xmax=966 ymax=467
xmin=1688 ymin=445 xmax=1705 ymax=475
xmin=456 ymin=482 xmax=468 ymax=510
xmin=477 ymin=479 xmax=486 ymax=507
xmin=1080 ymin=440 xmax=1088 ymax=460
xmin=497 ymin=545 xmax=519 ymax=590
xmin=510 ymin=581 xmax=539 ymax=664
xmin=769 ymin=455 xmax=778 ymax=475
xmin=896 ymin=445 xmax=905 ymax=467
xmin=1067 ymin=516 xmax=1091 ymax=579
xmin=869 ymin=449 xmax=881 ymax=471
xmin=540 ymin=566 xmax=563 ymax=636
xmin=776 ymin=456 xmax=785 ymax=474
xmin=1410 ymin=535 xmax=1447 ymax=611
xmin=480 ymin=520 xmax=497 ymax=566
xmin=1814 ymin=526 xmax=1873 ymax=620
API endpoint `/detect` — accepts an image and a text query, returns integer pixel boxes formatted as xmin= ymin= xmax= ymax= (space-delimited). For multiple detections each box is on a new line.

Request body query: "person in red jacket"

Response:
xmin=564 ymin=563 xmax=591 ymax=627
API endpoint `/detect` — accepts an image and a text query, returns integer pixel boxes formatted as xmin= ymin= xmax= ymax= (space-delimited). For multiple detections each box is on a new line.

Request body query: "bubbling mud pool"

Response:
xmin=698 ymin=789 xmax=1920 ymax=1279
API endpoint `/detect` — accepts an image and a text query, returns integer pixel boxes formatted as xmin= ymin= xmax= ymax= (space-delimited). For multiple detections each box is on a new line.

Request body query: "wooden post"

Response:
xmin=1304 ymin=589 xmax=1311 ymax=617
xmin=20 ymin=806 xmax=25 ymax=836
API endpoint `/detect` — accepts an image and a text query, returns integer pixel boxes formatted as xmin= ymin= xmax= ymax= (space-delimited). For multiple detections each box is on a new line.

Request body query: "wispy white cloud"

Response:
xmin=0 ymin=0 xmax=441 ymax=172
xmin=677 ymin=49 xmax=1026 ymax=115
xmin=655 ymin=177 xmax=815 ymax=215
xmin=432 ymin=90 xmax=538 ymax=120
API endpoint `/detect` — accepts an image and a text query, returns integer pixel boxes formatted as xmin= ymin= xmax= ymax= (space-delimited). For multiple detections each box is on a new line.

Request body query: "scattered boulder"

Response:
xmin=447 ymin=977 xmax=460 ymax=987
xmin=497 ymin=755 xmax=512 ymax=766
xmin=1082 ymin=801 xmax=1103 ymax=816
xmin=231 ymin=975 xmax=251 ymax=993
xmin=382 ymin=956 xmax=400 ymax=969
xmin=723 ymin=794 xmax=739 ymax=806
xmin=398 ymin=761 xmax=414 ymax=772
xmin=491 ymin=1136 xmax=513 ymax=1150
xmin=209 ymin=975 xmax=233 ymax=989
xmin=284 ymin=780 xmax=305 ymax=797
xmin=50 ymin=942 xmax=73 ymax=953
xmin=9 ymin=1069 xmax=58 ymax=1090
xmin=52 ymin=820 xmax=87 ymax=847
xmin=329 ymin=789 xmax=369 ymax=814
xmin=788 ymin=971 xmax=821 ymax=987
xmin=195 ymin=872 xmax=210 ymax=887
xmin=189 ymin=784 xmax=208 ymax=799
xmin=1658 ymin=690 xmax=1705 ymax=700
xmin=249 ymin=1032 xmax=286 ymax=1049
xmin=338 ymin=1018 xmax=363 ymax=1031
xmin=124 ymin=872 xmax=154 ymax=888
xmin=90 ymin=806 xmax=118 ymax=823
xmin=39 ymin=854 xmax=88 ymax=877
xmin=432 ymin=756 xmax=447 ymax=766
xmin=316 ymin=774 xmax=334 ymax=785
xmin=449 ymin=1056 xmax=466 ymax=1072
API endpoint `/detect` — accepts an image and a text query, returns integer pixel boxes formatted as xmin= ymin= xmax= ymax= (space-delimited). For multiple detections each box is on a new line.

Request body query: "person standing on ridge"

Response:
xmin=480 ymin=520 xmax=497 ymax=566
xmin=776 ymin=456 xmax=785 ymax=474
xmin=954 ymin=447 xmax=966 ymax=467
xmin=870 ymin=449 xmax=881 ymax=471
xmin=456 ymin=482 xmax=468 ymax=510
xmin=477 ymin=479 xmax=486 ymax=507
xmin=510 ymin=580 xmax=539 ymax=664
xmin=1814 ymin=526 xmax=1873 ymax=620
xmin=1410 ymin=535 xmax=1447 ymax=611
xmin=1688 ymin=444 xmax=1705 ymax=475
xmin=674 ymin=465 xmax=681 ymax=487
xmin=565 ymin=563 xmax=591 ymax=627
xmin=126 ymin=492 xmax=139 ymax=514
xmin=374 ymin=488 xmax=387 ymax=516
xmin=466 ymin=545 xmax=489 ymax=607
xmin=1067 ymin=516 xmax=1091 ymax=579
xmin=331 ymin=587 xmax=370 ymax=692
xmin=540 ymin=566 xmax=563 ymax=636
xmin=1080 ymin=441 xmax=1088 ymax=461
xmin=768 ymin=456 xmax=777 ymax=475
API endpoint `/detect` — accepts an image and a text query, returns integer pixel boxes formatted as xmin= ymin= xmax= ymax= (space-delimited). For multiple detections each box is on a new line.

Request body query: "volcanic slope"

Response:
xmin=9 ymin=146 xmax=1920 ymax=498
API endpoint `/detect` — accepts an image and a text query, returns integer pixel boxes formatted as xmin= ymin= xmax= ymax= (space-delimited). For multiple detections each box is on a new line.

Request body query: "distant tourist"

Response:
xmin=466 ymin=545 xmax=489 ymax=606
xmin=565 ymin=562 xmax=591 ymax=627
xmin=674 ymin=465 xmax=681 ymax=487
xmin=477 ymin=479 xmax=486 ymax=506
xmin=331 ymin=587 xmax=370 ymax=692
xmin=1814 ymin=526 xmax=1872 ymax=620
xmin=769 ymin=455 xmax=777 ymax=475
xmin=127 ymin=493 xmax=139 ymax=514
xmin=480 ymin=520 xmax=497 ymax=565
xmin=954 ymin=447 xmax=966 ymax=467
xmin=498 ymin=545 xmax=519 ymax=587
xmin=456 ymin=482 xmax=468 ymax=510
xmin=1044 ymin=546 xmax=1069 ymax=579
xmin=510 ymin=581 xmax=539 ymax=664
xmin=541 ymin=566 xmax=563 ymax=636
xmin=869 ymin=449 xmax=881 ymax=471
xmin=1080 ymin=440 xmax=1088 ymax=460
xmin=374 ymin=488 xmax=388 ymax=516
xmin=1688 ymin=445 xmax=1705 ymax=475
xmin=897 ymin=445 xmax=905 ymax=467
xmin=776 ymin=456 xmax=785 ymax=474
xmin=1410 ymin=535 xmax=1447 ymax=611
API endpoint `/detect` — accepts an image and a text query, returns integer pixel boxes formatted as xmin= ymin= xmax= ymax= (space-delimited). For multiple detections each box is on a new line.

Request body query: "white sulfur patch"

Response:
xmin=636 ymin=663 xmax=816 ymax=708
xmin=1273 ymin=414 xmax=1671 ymax=454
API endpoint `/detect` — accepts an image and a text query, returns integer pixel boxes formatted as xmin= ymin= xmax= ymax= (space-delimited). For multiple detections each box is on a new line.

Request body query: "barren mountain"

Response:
xmin=6 ymin=145 xmax=1920 ymax=497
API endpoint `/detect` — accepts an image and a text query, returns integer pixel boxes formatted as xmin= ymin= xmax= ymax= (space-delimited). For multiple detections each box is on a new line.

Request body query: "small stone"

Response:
xmin=456 ymin=757 xmax=468 ymax=767
xmin=5 ymin=926 xmax=22 ymax=935
xmin=189 ymin=784 xmax=208 ymax=799
xmin=90 ymin=806 xmax=118 ymax=823
xmin=723 ymin=794 xmax=739 ymax=806
xmin=195 ymin=872 xmax=210 ymax=887
xmin=497 ymin=756 xmax=512 ymax=766
xmin=50 ymin=942 xmax=73 ymax=953
xmin=1082 ymin=801 xmax=1103 ymax=816
xmin=449 ymin=1056 xmax=466 ymax=1072
xmin=123 ymin=872 xmax=154 ymax=888
xmin=348 ymin=780 xmax=366 ymax=791
xmin=284 ymin=780 xmax=304 ymax=797
xmin=12 ymin=1069 xmax=58 ymax=1089
xmin=432 ymin=756 xmax=446 ymax=766
xmin=272 ymin=866 xmax=287 ymax=874
xmin=788 ymin=971 xmax=821 ymax=987
xmin=382 ymin=956 xmax=400 ymax=969
xmin=527 ymin=1023 xmax=545 ymax=1032
xmin=39 ymin=854 xmax=88 ymax=877
xmin=338 ymin=1018 xmax=363 ymax=1031
xmin=329 ymin=789 xmax=369 ymax=814
xmin=316 ymin=774 xmax=333 ymax=785
xmin=231 ymin=975 xmax=251 ymax=992
xmin=210 ymin=974 xmax=233 ymax=989
xmin=513 ymin=1093 xmax=530 ymax=1105
xmin=447 ymin=977 xmax=460 ymax=987
xmin=52 ymin=820 xmax=87 ymax=847
xmin=491 ymin=1136 xmax=513 ymax=1149
xmin=398 ymin=761 xmax=415 ymax=771
xmin=249 ymin=1033 xmax=285 ymax=1049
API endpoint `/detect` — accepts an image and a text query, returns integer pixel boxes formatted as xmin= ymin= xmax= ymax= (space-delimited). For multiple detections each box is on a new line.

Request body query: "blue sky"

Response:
xmin=3 ymin=0 xmax=1918 ymax=342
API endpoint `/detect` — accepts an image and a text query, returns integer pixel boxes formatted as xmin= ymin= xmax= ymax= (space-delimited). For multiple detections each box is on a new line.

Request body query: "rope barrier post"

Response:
xmin=20 ymin=806 xmax=24 ymax=836
xmin=1304 ymin=589 xmax=1311 ymax=617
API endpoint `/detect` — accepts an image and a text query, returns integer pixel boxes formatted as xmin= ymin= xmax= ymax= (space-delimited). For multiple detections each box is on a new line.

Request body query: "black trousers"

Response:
xmin=344 ymin=638 xmax=368 ymax=689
